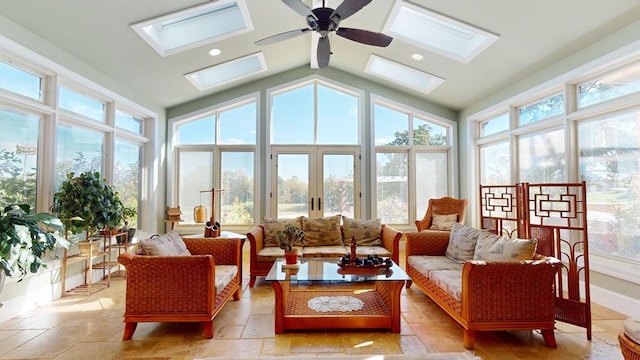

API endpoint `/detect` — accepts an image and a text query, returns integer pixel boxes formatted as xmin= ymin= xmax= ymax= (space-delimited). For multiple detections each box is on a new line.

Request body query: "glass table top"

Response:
xmin=265 ymin=257 xmax=410 ymax=283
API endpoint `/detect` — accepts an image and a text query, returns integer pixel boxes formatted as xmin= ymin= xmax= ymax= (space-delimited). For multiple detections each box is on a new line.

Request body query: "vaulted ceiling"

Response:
xmin=1 ymin=0 xmax=640 ymax=111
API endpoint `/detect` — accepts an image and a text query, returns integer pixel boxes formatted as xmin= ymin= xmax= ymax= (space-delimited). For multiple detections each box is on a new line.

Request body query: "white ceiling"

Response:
xmin=1 ymin=0 xmax=640 ymax=111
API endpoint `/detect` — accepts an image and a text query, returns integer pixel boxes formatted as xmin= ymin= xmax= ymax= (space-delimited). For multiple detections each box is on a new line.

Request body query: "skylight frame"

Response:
xmin=185 ymin=52 xmax=268 ymax=91
xmin=383 ymin=1 xmax=499 ymax=63
xmin=131 ymin=0 xmax=253 ymax=57
xmin=364 ymin=55 xmax=445 ymax=94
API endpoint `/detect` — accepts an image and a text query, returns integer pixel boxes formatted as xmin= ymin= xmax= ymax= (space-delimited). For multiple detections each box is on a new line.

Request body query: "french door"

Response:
xmin=270 ymin=146 xmax=360 ymax=219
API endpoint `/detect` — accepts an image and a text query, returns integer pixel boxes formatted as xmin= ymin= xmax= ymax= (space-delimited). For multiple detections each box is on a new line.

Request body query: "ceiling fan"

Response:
xmin=255 ymin=0 xmax=393 ymax=68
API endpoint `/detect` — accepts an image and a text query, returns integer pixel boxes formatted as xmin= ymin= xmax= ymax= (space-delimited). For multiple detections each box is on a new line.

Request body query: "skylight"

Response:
xmin=131 ymin=0 xmax=253 ymax=57
xmin=383 ymin=1 xmax=499 ymax=63
xmin=364 ymin=55 xmax=444 ymax=94
xmin=185 ymin=53 xmax=267 ymax=90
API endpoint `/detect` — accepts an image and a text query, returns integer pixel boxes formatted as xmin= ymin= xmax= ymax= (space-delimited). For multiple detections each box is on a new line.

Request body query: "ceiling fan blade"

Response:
xmin=317 ymin=36 xmax=330 ymax=68
xmin=330 ymin=0 xmax=372 ymax=24
xmin=336 ymin=27 xmax=393 ymax=47
xmin=255 ymin=28 xmax=311 ymax=46
xmin=282 ymin=0 xmax=318 ymax=20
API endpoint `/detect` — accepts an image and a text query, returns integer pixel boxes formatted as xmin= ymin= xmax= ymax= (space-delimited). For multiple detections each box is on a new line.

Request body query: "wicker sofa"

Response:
xmin=404 ymin=224 xmax=562 ymax=349
xmin=118 ymin=233 xmax=243 ymax=339
xmin=246 ymin=215 xmax=402 ymax=287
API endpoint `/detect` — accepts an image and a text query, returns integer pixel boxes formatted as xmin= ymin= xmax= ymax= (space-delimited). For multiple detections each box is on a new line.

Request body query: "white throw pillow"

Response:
xmin=138 ymin=231 xmax=191 ymax=256
xmin=429 ymin=214 xmax=458 ymax=231
xmin=445 ymin=222 xmax=484 ymax=263
xmin=473 ymin=232 xmax=537 ymax=262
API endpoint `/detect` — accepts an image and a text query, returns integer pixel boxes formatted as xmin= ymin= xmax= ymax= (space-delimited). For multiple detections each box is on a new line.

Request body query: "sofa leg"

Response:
xmin=249 ymin=276 xmax=256 ymax=288
xmin=233 ymin=287 xmax=241 ymax=301
xmin=203 ymin=321 xmax=214 ymax=339
xmin=406 ymin=280 xmax=412 ymax=288
xmin=463 ymin=329 xmax=476 ymax=349
xmin=541 ymin=329 xmax=557 ymax=348
xmin=123 ymin=322 xmax=137 ymax=340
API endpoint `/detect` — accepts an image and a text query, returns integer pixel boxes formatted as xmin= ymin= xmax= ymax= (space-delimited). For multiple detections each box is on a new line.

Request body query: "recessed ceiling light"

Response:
xmin=412 ymin=53 xmax=424 ymax=61
xmin=209 ymin=48 xmax=222 ymax=56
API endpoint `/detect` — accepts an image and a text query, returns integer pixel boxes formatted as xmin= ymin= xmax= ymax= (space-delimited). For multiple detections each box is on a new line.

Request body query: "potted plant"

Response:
xmin=276 ymin=224 xmax=304 ymax=265
xmin=0 ymin=204 xmax=69 ymax=287
xmin=51 ymin=171 xmax=124 ymax=246
xmin=120 ymin=206 xmax=137 ymax=244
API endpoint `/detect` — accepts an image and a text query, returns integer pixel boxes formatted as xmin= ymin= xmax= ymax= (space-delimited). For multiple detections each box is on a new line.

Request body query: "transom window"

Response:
xmin=0 ymin=59 xmax=43 ymax=101
xmin=58 ymin=85 xmax=106 ymax=122
xmin=578 ymin=62 xmax=640 ymax=108
xmin=518 ymin=93 xmax=565 ymax=126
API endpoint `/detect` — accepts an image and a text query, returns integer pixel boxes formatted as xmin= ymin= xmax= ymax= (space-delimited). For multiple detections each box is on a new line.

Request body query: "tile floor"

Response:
xmin=0 ymin=245 xmax=628 ymax=359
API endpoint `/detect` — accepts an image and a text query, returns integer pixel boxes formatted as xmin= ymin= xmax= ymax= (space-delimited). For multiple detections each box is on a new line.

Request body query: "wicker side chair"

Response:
xmin=415 ymin=196 xmax=467 ymax=232
xmin=118 ymin=237 xmax=243 ymax=340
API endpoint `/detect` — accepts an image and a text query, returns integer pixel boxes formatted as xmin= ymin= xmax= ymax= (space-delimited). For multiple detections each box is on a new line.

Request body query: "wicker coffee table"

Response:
xmin=265 ymin=257 xmax=409 ymax=333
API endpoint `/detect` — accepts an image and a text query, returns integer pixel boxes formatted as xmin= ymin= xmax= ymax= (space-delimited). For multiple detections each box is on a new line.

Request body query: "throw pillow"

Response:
xmin=302 ymin=215 xmax=343 ymax=246
xmin=139 ymin=231 xmax=191 ymax=256
xmin=430 ymin=214 xmax=458 ymax=231
xmin=473 ymin=231 xmax=537 ymax=262
xmin=445 ymin=222 xmax=484 ymax=263
xmin=342 ymin=216 xmax=382 ymax=246
xmin=263 ymin=216 xmax=303 ymax=247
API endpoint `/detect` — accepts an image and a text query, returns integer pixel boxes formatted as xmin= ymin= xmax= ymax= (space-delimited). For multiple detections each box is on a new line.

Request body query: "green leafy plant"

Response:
xmin=121 ymin=206 xmax=137 ymax=229
xmin=0 ymin=204 xmax=69 ymax=280
xmin=51 ymin=171 xmax=124 ymax=239
xmin=276 ymin=224 xmax=304 ymax=251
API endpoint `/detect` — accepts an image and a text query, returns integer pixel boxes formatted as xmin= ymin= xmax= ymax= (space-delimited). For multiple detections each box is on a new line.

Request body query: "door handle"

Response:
xmin=318 ymin=198 xmax=321 ymax=211
xmin=310 ymin=198 xmax=314 ymax=211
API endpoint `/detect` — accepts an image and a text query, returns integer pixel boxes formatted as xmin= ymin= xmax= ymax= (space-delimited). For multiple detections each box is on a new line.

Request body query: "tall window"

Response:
xmin=579 ymin=108 xmax=640 ymax=262
xmin=114 ymin=140 xmax=142 ymax=227
xmin=518 ymin=128 xmax=566 ymax=182
xmin=374 ymin=101 xmax=453 ymax=225
xmin=0 ymin=108 xmax=40 ymax=208
xmin=174 ymin=98 xmax=256 ymax=225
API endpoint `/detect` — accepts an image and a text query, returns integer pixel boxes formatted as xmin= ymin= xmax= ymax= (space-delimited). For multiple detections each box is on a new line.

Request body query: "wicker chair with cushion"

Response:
xmin=416 ymin=197 xmax=467 ymax=232
xmin=118 ymin=231 xmax=243 ymax=340
xmin=620 ymin=318 xmax=640 ymax=360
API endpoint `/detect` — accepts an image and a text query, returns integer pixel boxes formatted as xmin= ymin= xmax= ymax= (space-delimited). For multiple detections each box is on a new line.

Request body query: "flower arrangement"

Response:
xmin=276 ymin=224 xmax=304 ymax=251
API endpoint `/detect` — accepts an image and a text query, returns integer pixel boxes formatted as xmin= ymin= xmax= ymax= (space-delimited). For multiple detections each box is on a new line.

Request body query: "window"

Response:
xmin=374 ymin=101 xmax=454 ymax=225
xmin=578 ymin=62 xmax=640 ymax=108
xmin=116 ymin=109 xmax=144 ymax=134
xmin=376 ymin=151 xmax=408 ymax=224
xmin=518 ymin=128 xmax=566 ymax=182
xmin=58 ymin=86 xmax=106 ymax=122
xmin=0 ymin=60 xmax=43 ymax=101
xmin=221 ymin=151 xmax=254 ymax=225
xmin=480 ymin=112 xmax=509 ymax=136
xmin=480 ymin=141 xmax=510 ymax=185
xmin=178 ymin=150 xmax=214 ymax=224
xmin=271 ymin=82 xmax=358 ymax=145
xmin=114 ymin=140 xmax=142 ymax=228
xmin=173 ymin=98 xmax=257 ymax=225
xmin=55 ymin=123 xmax=105 ymax=188
xmin=579 ymin=108 xmax=640 ymax=262
xmin=0 ymin=108 xmax=40 ymax=208
xmin=518 ymin=94 xmax=564 ymax=126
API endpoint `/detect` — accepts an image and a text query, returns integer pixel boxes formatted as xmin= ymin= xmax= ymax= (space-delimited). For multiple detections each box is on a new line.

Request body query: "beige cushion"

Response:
xmin=138 ymin=231 xmax=191 ymax=256
xmin=445 ymin=223 xmax=484 ymax=263
xmin=302 ymin=215 xmax=342 ymax=246
xmin=263 ymin=216 xmax=303 ymax=247
xmin=429 ymin=214 xmax=458 ymax=230
xmin=473 ymin=232 xmax=537 ymax=262
xmin=623 ymin=318 xmax=640 ymax=344
xmin=342 ymin=217 xmax=382 ymax=246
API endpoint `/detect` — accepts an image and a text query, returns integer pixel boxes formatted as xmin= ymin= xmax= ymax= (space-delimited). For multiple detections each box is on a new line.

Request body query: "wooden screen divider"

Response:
xmin=479 ymin=181 xmax=592 ymax=340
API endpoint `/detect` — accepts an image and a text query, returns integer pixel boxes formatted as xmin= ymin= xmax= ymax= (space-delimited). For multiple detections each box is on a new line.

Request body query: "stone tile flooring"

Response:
xmin=0 ymin=246 xmax=627 ymax=359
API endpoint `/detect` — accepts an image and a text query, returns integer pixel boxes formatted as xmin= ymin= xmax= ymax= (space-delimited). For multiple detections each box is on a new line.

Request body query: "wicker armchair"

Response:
xmin=416 ymin=196 xmax=467 ymax=231
xmin=620 ymin=330 xmax=640 ymax=360
xmin=117 ymin=237 xmax=243 ymax=340
xmin=405 ymin=230 xmax=561 ymax=349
